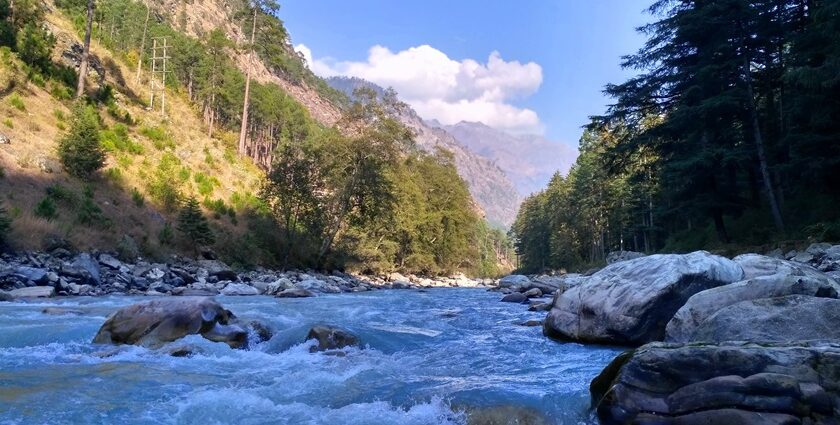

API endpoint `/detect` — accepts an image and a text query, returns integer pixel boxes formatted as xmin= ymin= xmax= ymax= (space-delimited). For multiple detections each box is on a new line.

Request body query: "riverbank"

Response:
xmin=0 ymin=249 xmax=495 ymax=300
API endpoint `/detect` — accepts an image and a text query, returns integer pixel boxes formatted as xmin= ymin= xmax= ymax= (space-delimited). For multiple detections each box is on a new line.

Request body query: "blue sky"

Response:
xmin=280 ymin=1 xmax=651 ymax=148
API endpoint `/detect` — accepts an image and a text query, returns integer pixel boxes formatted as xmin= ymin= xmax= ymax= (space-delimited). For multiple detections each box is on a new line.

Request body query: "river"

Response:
xmin=0 ymin=289 xmax=620 ymax=424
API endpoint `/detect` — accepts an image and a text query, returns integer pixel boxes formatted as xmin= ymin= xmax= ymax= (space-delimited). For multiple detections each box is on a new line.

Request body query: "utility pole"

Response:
xmin=149 ymin=37 xmax=170 ymax=116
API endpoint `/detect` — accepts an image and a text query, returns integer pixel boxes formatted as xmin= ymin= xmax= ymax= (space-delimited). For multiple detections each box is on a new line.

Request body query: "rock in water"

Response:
xmin=276 ymin=288 xmax=315 ymax=298
xmin=305 ymin=325 xmax=359 ymax=353
xmin=592 ymin=341 xmax=840 ymax=425
xmin=500 ymin=293 xmax=527 ymax=303
xmin=92 ymin=297 xmax=247 ymax=349
xmin=544 ymin=251 xmax=743 ymax=346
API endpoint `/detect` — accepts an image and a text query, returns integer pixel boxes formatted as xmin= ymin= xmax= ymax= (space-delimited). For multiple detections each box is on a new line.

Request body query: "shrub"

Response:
xmin=177 ymin=197 xmax=214 ymax=251
xmin=140 ymin=126 xmax=174 ymax=150
xmin=46 ymin=184 xmax=78 ymax=205
xmin=34 ymin=197 xmax=57 ymax=220
xmin=58 ymin=104 xmax=105 ymax=179
xmin=100 ymin=124 xmax=143 ymax=154
xmin=131 ymin=187 xmax=144 ymax=207
xmin=202 ymin=197 xmax=227 ymax=219
xmin=0 ymin=202 xmax=11 ymax=244
xmin=2 ymin=118 xmax=11 ymax=128
xmin=147 ymin=153 xmax=182 ymax=211
xmin=76 ymin=192 xmax=106 ymax=226
xmin=8 ymin=93 xmax=25 ymax=111
xmin=194 ymin=172 xmax=217 ymax=196
xmin=158 ymin=222 xmax=174 ymax=246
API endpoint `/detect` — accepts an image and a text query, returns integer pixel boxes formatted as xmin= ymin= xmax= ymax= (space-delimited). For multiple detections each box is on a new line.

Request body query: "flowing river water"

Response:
xmin=0 ymin=289 xmax=621 ymax=424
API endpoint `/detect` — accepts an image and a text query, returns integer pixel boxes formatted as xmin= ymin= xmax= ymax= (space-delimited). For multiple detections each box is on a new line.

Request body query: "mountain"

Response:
xmin=327 ymin=77 xmax=522 ymax=227
xmin=443 ymin=121 xmax=578 ymax=196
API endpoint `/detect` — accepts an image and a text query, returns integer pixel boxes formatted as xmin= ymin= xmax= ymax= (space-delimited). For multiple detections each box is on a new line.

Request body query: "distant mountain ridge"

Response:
xmin=326 ymin=76 xmax=522 ymax=227
xmin=442 ymin=121 xmax=578 ymax=196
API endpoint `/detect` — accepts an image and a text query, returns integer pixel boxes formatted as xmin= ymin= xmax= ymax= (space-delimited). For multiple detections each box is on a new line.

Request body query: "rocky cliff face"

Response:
xmin=443 ymin=121 xmax=578 ymax=197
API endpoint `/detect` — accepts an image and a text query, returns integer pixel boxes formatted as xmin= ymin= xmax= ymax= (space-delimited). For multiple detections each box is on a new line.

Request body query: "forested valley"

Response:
xmin=0 ymin=0 xmax=511 ymax=276
xmin=512 ymin=0 xmax=840 ymax=272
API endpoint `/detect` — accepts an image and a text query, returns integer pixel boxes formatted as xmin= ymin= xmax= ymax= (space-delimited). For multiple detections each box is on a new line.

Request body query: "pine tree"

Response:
xmin=58 ymin=104 xmax=105 ymax=178
xmin=177 ymin=197 xmax=215 ymax=252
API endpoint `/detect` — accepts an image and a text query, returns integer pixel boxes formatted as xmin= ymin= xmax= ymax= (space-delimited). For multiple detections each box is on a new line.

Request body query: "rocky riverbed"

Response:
xmin=0 ymin=249 xmax=493 ymax=300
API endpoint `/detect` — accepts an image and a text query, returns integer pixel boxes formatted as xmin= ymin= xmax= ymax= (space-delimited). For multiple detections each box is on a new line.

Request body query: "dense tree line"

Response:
xmin=513 ymin=0 xmax=840 ymax=272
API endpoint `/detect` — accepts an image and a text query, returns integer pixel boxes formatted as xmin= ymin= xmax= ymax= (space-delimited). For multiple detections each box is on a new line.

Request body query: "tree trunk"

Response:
xmin=135 ymin=2 xmax=150 ymax=85
xmin=238 ymin=6 xmax=257 ymax=155
xmin=75 ymin=0 xmax=95 ymax=98
xmin=743 ymin=56 xmax=785 ymax=233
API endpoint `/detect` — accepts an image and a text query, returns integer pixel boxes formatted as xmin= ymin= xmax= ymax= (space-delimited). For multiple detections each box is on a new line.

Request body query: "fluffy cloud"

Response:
xmin=295 ymin=44 xmax=544 ymax=134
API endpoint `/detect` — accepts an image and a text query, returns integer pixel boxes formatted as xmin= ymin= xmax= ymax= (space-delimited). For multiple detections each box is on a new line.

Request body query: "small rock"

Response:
xmin=42 ymin=307 xmax=84 ymax=315
xmin=528 ymin=302 xmax=552 ymax=312
xmin=276 ymin=288 xmax=315 ymax=298
xmin=220 ymin=282 xmax=259 ymax=296
xmin=519 ymin=319 xmax=543 ymax=327
xmin=305 ymin=325 xmax=360 ymax=353
xmin=501 ymin=293 xmax=528 ymax=303
xmin=523 ymin=288 xmax=542 ymax=298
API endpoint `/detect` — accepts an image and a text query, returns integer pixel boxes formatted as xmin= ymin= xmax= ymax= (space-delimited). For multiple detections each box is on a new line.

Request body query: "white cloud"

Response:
xmin=295 ymin=44 xmax=545 ymax=134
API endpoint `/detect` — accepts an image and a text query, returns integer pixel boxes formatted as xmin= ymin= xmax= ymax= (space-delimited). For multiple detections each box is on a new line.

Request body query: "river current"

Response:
xmin=0 ymin=289 xmax=620 ymax=424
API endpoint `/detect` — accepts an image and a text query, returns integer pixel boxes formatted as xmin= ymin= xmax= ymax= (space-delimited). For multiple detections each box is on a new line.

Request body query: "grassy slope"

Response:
xmin=0 ymin=7 xmax=264 ymax=258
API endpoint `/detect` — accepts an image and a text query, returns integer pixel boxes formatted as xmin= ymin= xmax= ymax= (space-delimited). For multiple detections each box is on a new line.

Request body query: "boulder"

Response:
xmin=523 ymin=288 xmax=542 ymax=298
xmin=0 ymin=291 xmax=12 ymax=301
xmin=196 ymin=260 xmax=237 ymax=281
xmin=462 ymin=405 xmax=548 ymax=425
xmin=544 ymin=251 xmax=744 ymax=346
xmin=305 ymin=325 xmax=359 ymax=353
xmin=98 ymin=253 xmax=123 ymax=270
xmin=220 ymin=283 xmax=259 ymax=296
xmin=606 ymin=250 xmax=646 ymax=265
xmin=13 ymin=266 xmax=49 ymax=285
xmin=592 ymin=341 xmax=840 ymax=425
xmin=92 ymin=297 xmax=247 ymax=349
xmin=500 ymin=293 xmax=528 ymax=303
xmin=733 ymin=254 xmax=831 ymax=281
xmin=276 ymin=288 xmax=315 ymax=298
xmin=668 ymin=295 xmax=840 ymax=343
xmin=66 ymin=253 xmax=101 ymax=285
xmin=9 ymin=286 xmax=55 ymax=298
xmin=499 ymin=275 xmax=530 ymax=288
xmin=266 ymin=277 xmax=294 ymax=295
xmin=42 ymin=307 xmax=84 ymax=315
xmin=666 ymin=272 xmax=840 ymax=343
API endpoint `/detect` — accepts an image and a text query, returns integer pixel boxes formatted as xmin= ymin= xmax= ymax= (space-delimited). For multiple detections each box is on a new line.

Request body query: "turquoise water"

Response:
xmin=0 ymin=289 xmax=620 ymax=424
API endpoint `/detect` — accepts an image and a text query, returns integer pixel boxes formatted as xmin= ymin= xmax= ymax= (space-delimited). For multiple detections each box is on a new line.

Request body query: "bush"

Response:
xmin=131 ymin=187 xmax=144 ymax=207
xmin=100 ymin=124 xmax=143 ymax=154
xmin=8 ymin=93 xmax=25 ymax=111
xmin=58 ymin=104 xmax=105 ymax=178
xmin=194 ymin=172 xmax=218 ymax=196
xmin=34 ymin=197 xmax=57 ymax=220
xmin=140 ymin=126 xmax=174 ymax=150
xmin=158 ymin=222 xmax=174 ymax=246
xmin=177 ymin=197 xmax=214 ymax=251
xmin=76 ymin=190 xmax=106 ymax=226
xmin=46 ymin=184 xmax=78 ymax=205
xmin=16 ymin=22 xmax=54 ymax=72
xmin=2 ymin=118 xmax=11 ymax=128
xmin=147 ymin=153 xmax=182 ymax=211
xmin=0 ymin=202 xmax=11 ymax=244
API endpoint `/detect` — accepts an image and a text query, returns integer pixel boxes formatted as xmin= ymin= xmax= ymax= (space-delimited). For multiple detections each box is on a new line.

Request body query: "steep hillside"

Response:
xmin=327 ymin=77 xmax=522 ymax=227
xmin=443 ymin=121 xmax=578 ymax=196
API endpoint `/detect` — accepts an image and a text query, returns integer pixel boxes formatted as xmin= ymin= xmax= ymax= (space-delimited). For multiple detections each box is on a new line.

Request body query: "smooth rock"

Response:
xmin=606 ymin=250 xmax=646 ymax=264
xmin=734 ymin=254 xmax=830 ymax=281
xmin=544 ymin=251 xmax=743 ymax=346
xmin=92 ymin=297 xmax=247 ymax=349
xmin=13 ymin=266 xmax=49 ymax=285
xmin=666 ymin=271 xmax=840 ymax=343
xmin=500 ymin=293 xmax=527 ymax=303
xmin=592 ymin=341 xmax=840 ymax=425
xmin=499 ymin=275 xmax=530 ymax=288
xmin=9 ymin=286 xmax=55 ymax=298
xmin=523 ymin=288 xmax=542 ymax=298
xmin=305 ymin=325 xmax=360 ymax=353
xmin=276 ymin=288 xmax=315 ymax=298
xmin=42 ymin=307 xmax=84 ymax=315
xmin=220 ymin=283 xmax=259 ymax=296
xmin=669 ymin=295 xmax=840 ymax=343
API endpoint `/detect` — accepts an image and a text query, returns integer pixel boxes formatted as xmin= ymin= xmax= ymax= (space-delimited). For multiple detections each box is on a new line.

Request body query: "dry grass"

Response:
xmin=0 ymin=8 xmax=266 ymax=255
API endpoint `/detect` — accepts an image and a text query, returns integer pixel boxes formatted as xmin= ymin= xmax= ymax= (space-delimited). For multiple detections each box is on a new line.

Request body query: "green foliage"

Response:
xmin=193 ymin=172 xmax=217 ymax=196
xmin=158 ymin=222 xmax=174 ymax=246
xmin=140 ymin=126 xmax=174 ymax=150
xmin=0 ymin=201 xmax=11 ymax=244
xmin=2 ymin=118 xmax=11 ymax=128
xmin=7 ymin=93 xmax=24 ymax=111
xmin=46 ymin=184 xmax=79 ymax=206
xmin=58 ymin=104 xmax=105 ymax=179
xmin=130 ymin=187 xmax=144 ymax=207
xmin=76 ymin=189 xmax=106 ymax=226
xmin=146 ymin=152 xmax=182 ymax=211
xmin=34 ymin=196 xmax=57 ymax=220
xmin=100 ymin=124 xmax=144 ymax=154
xmin=177 ymin=196 xmax=214 ymax=250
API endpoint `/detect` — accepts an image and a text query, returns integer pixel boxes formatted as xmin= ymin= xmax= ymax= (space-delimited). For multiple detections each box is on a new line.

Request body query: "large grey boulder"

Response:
xmin=667 ymin=271 xmax=840 ymax=343
xmin=592 ymin=341 xmax=840 ymax=425
xmin=669 ymin=295 xmax=840 ymax=343
xmin=92 ymin=298 xmax=247 ymax=349
xmin=305 ymin=325 xmax=360 ymax=353
xmin=734 ymin=253 xmax=833 ymax=281
xmin=196 ymin=260 xmax=237 ymax=281
xmin=544 ymin=251 xmax=743 ymax=346
xmin=13 ymin=266 xmax=49 ymax=285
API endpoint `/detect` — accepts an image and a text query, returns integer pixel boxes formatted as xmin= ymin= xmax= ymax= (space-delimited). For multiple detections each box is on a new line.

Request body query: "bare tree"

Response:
xmin=76 ymin=0 xmax=95 ymax=98
xmin=135 ymin=1 xmax=150 ymax=85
